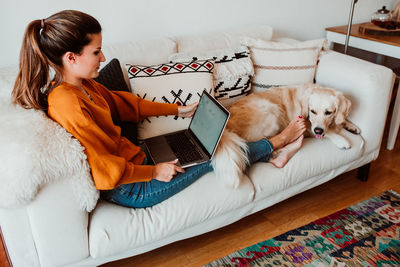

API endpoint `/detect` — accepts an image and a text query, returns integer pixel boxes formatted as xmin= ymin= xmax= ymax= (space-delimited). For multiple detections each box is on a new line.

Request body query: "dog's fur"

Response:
xmin=212 ymin=83 xmax=360 ymax=188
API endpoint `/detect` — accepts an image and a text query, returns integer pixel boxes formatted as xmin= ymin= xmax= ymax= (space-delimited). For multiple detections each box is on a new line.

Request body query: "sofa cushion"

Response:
xmin=125 ymin=60 xmax=215 ymax=140
xmin=241 ymin=37 xmax=327 ymax=93
xmin=89 ymin=171 xmax=255 ymax=258
xmin=169 ymin=46 xmax=254 ymax=107
xmin=248 ymin=130 xmax=364 ymax=201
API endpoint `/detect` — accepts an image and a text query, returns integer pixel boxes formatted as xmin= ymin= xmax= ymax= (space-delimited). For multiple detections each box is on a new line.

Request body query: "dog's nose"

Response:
xmin=314 ymin=127 xmax=324 ymax=135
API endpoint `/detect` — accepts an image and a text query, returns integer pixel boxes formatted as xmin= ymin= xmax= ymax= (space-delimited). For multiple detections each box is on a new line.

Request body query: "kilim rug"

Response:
xmin=205 ymin=190 xmax=400 ymax=267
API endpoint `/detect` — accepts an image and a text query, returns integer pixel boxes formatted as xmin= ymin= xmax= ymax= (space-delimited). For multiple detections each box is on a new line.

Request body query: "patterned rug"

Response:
xmin=206 ymin=190 xmax=400 ymax=266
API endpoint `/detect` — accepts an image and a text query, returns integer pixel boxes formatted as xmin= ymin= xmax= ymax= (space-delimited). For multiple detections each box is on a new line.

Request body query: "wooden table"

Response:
xmin=326 ymin=24 xmax=400 ymax=150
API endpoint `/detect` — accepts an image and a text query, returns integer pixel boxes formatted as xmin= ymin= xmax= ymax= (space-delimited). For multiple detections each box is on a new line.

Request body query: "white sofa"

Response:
xmin=0 ymin=25 xmax=395 ymax=267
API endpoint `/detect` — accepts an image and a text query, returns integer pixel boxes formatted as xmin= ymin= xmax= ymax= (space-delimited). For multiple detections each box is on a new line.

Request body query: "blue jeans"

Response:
xmin=100 ymin=139 xmax=273 ymax=208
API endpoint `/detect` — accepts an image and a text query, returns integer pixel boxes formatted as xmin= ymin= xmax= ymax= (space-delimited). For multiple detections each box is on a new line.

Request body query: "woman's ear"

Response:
xmin=63 ymin=52 xmax=77 ymax=66
xmin=335 ymin=93 xmax=351 ymax=125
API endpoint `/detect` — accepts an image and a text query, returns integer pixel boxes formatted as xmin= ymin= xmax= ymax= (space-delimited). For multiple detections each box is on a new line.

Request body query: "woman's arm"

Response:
xmin=48 ymin=88 xmax=155 ymax=190
xmin=92 ymin=80 xmax=198 ymax=122
xmin=92 ymin=80 xmax=178 ymax=122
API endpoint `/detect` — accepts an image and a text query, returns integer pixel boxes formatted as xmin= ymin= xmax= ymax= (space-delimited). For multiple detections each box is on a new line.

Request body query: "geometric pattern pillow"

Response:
xmin=169 ymin=46 xmax=254 ymax=107
xmin=241 ymin=37 xmax=327 ymax=93
xmin=125 ymin=60 xmax=214 ymax=140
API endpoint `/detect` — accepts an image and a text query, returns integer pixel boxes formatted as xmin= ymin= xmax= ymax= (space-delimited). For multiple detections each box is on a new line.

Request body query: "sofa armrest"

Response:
xmin=0 ymin=207 xmax=40 ymax=267
xmin=26 ymin=178 xmax=89 ymax=267
xmin=315 ymin=51 xmax=395 ymax=154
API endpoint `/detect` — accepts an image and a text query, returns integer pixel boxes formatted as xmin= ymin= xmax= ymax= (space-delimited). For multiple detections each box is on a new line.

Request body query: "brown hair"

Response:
xmin=12 ymin=10 xmax=102 ymax=110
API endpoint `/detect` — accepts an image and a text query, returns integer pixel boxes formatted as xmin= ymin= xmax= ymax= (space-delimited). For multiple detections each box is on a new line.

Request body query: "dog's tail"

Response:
xmin=212 ymin=130 xmax=249 ymax=189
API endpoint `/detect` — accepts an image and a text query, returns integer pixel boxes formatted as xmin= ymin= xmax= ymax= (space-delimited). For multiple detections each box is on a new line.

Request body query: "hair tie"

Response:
xmin=41 ymin=19 xmax=45 ymax=29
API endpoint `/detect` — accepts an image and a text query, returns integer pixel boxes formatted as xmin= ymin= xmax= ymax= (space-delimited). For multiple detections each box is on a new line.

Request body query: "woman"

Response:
xmin=12 ymin=10 xmax=306 ymax=208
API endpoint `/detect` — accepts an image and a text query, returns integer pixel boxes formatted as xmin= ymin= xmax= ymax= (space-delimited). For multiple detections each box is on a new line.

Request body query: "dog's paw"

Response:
xmin=334 ymin=137 xmax=351 ymax=149
xmin=337 ymin=140 xmax=351 ymax=150
xmin=326 ymin=133 xmax=351 ymax=149
xmin=343 ymin=121 xmax=361 ymax=135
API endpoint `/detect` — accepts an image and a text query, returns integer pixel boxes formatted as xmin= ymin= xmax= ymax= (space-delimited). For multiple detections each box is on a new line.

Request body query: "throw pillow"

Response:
xmin=94 ymin=58 xmax=130 ymax=92
xmin=169 ymin=46 xmax=254 ymax=107
xmin=125 ymin=60 xmax=214 ymax=140
xmin=241 ymin=37 xmax=327 ymax=93
xmin=94 ymin=58 xmax=138 ymax=144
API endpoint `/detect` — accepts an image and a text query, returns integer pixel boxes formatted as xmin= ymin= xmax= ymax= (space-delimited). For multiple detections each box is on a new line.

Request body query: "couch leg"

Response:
xmin=357 ymin=163 xmax=371 ymax=182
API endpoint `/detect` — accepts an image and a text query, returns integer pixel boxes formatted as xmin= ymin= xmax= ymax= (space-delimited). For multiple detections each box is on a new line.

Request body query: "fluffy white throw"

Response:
xmin=0 ymin=98 xmax=99 ymax=212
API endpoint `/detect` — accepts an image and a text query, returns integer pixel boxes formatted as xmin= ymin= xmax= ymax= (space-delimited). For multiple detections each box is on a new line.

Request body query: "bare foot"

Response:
xmin=269 ymin=135 xmax=304 ymax=168
xmin=269 ymin=117 xmax=306 ymax=150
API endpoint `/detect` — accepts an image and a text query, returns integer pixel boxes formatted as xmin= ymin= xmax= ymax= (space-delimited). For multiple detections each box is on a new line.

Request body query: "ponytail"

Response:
xmin=12 ymin=20 xmax=50 ymax=110
xmin=12 ymin=10 xmax=102 ymax=110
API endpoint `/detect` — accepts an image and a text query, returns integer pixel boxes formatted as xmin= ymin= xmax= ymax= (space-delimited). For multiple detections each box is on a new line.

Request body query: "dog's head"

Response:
xmin=307 ymin=87 xmax=351 ymax=139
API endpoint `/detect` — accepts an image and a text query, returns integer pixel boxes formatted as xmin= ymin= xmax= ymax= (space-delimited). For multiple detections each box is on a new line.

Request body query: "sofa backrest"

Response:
xmin=173 ymin=24 xmax=273 ymax=53
xmin=100 ymin=24 xmax=273 ymax=91
xmin=0 ymin=66 xmax=18 ymax=100
xmin=101 ymin=24 xmax=273 ymax=66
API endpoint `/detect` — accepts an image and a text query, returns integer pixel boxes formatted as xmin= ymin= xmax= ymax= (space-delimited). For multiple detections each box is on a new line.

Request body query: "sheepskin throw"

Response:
xmin=0 ymin=99 xmax=99 ymax=212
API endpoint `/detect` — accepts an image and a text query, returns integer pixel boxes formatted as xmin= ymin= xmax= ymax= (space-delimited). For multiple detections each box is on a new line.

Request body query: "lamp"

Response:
xmin=344 ymin=0 xmax=358 ymax=54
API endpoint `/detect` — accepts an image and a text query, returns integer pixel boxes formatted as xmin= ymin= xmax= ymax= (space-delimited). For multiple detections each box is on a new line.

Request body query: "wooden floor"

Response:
xmin=1 ymin=107 xmax=399 ymax=267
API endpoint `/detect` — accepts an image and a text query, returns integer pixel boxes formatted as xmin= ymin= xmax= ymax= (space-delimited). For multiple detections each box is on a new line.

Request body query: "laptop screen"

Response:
xmin=189 ymin=91 xmax=229 ymax=157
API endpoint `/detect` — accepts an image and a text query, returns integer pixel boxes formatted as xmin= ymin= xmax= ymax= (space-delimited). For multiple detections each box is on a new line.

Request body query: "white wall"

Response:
xmin=0 ymin=0 xmax=396 ymax=68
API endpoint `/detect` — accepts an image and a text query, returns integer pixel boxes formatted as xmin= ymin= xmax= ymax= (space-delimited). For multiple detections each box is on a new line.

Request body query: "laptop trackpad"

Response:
xmin=145 ymin=137 xmax=177 ymax=164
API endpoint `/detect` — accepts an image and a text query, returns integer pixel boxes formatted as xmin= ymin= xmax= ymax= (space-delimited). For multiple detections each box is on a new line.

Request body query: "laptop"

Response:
xmin=144 ymin=90 xmax=230 ymax=168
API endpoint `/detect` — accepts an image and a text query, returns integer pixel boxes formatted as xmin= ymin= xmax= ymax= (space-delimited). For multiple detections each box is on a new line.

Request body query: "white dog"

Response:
xmin=212 ymin=83 xmax=360 ymax=188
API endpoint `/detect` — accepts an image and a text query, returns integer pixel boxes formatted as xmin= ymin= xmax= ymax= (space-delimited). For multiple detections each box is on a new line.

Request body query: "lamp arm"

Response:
xmin=344 ymin=0 xmax=358 ymax=54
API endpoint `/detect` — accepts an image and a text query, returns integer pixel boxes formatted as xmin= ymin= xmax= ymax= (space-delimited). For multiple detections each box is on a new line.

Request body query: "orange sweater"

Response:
xmin=48 ymin=79 xmax=178 ymax=190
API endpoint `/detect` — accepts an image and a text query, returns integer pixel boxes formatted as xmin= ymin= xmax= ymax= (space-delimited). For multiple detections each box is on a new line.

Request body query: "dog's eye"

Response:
xmin=310 ymin=110 xmax=316 ymax=115
xmin=325 ymin=111 xmax=332 ymax=115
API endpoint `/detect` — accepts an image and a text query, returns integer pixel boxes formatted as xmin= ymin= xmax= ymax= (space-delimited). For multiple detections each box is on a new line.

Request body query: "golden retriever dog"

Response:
xmin=212 ymin=83 xmax=360 ymax=188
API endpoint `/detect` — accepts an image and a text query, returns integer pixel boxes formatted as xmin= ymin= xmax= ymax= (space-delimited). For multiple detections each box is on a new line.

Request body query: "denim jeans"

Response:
xmin=100 ymin=139 xmax=273 ymax=208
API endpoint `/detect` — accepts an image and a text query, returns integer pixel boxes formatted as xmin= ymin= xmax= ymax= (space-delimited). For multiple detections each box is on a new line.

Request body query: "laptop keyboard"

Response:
xmin=165 ymin=132 xmax=204 ymax=165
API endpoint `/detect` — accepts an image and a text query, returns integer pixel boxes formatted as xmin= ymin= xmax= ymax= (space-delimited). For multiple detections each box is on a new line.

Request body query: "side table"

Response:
xmin=326 ymin=24 xmax=400 ymax=150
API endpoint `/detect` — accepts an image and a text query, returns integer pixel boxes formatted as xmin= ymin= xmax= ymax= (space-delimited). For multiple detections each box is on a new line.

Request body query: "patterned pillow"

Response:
xmin=125 ymin=60 xmax=214 ymax=140
xmin=241 ymin=37 xmax=327 ymax=92
xmin=169 ymin=46 xmax=254 ymax=107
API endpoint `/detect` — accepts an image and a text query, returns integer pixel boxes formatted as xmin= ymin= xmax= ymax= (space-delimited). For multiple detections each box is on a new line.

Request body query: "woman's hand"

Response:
xmin=178 ymin=101 xmax=199 ymax=118
xmin=152 ymin=159 xmax=185 ymax=182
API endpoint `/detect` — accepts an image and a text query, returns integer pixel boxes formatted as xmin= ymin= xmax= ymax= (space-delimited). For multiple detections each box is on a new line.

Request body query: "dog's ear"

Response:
xmin=334 ymin=93 xmax=351 ymax=125
xmin=301 ymin=86 xmax=314 ymax=119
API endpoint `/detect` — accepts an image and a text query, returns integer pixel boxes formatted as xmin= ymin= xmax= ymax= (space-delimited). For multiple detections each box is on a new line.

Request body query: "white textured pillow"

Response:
xmin=241 ymin=37 xmax=327 ymax=92
xmin=125 ymin=60 xmax=215 ymax=140
xmin=169 ymin=46 xmax=254 ymax=107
